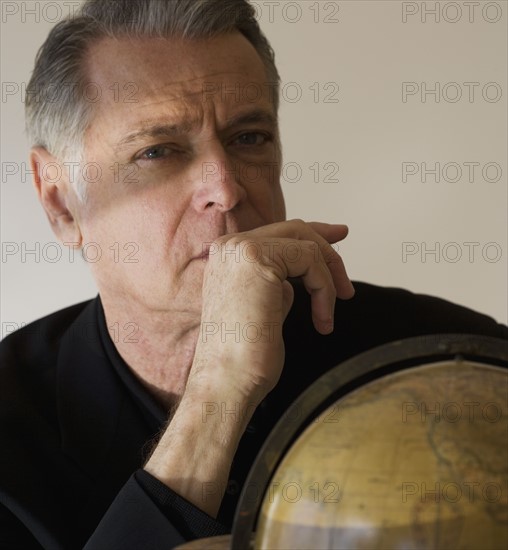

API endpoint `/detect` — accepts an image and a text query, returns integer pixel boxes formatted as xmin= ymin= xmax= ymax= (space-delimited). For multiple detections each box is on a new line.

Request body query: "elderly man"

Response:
xmin=1 ymin=0 xmax=506 ymax=548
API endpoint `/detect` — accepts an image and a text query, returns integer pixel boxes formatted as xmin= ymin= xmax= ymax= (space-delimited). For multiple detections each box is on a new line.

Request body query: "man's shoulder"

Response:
xmin=289 ymin=279 xmax=507 ymax=337
xmin=280 ymin=280 xmax=507 ymax=396
xmin=0 ymin=299 xmax=95 ymax=370
xmin=345 ymin=281 xmax=507 ymax=339
xmin=286 ymin=279 xmax=507 ymax=367
xmin=0 ymin=298 xmax=97 ymax=420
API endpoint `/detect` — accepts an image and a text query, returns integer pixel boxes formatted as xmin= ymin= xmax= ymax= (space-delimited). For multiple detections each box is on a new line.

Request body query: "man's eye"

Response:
xmin=233 ymin=132 xmax=269 ymax=146
xmin=140 ymin=145 xmax=172 ymax=160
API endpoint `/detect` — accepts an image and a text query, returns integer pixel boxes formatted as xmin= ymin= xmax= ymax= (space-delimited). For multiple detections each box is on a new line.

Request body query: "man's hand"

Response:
xmin=191 ymin=219 xmax=355 ymax=399
xmin=145 ymin=220 xmax=354 ymax=517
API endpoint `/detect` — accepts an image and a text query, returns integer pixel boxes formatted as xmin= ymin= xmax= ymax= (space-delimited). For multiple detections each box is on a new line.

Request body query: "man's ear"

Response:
xmin=30 ymin=147 xmax=83 ymax=247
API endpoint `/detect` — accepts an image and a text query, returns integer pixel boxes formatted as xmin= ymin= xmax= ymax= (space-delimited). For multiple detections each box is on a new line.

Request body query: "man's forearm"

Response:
xmin=144 ymin=383 xmax=259 ymax=518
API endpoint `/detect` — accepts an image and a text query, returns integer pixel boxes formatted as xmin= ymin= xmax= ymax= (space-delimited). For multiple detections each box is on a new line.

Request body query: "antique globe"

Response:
xmin=254 ymin=360 xmax=507 ymax=549
xmin=175 ymin=335 xmax=507 ymax=550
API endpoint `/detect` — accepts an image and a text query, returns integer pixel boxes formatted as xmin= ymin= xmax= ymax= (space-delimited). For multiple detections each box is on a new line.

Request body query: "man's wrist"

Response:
xmin=143 ymin=383 xmax=261 ymax=516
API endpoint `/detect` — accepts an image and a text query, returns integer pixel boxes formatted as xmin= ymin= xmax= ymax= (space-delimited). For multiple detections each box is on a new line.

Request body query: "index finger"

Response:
xmin=307 ymin=222 xmax=349 ymax=244
xmin=245 ymin=219 xmax=355 ymax=299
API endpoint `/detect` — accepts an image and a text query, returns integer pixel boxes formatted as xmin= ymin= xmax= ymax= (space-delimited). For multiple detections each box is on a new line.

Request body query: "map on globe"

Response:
xmin=256 ymin=361 xmax=508 ymax=550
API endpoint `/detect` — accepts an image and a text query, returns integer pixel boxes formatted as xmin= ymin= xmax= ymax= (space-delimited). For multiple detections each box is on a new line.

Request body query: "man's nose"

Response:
xmin=191 ymin=144 xmax=247 ymax=213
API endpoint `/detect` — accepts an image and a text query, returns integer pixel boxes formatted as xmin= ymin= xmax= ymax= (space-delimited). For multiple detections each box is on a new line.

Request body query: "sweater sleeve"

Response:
xmin=84 ymin=471 xmax=227 ymax=550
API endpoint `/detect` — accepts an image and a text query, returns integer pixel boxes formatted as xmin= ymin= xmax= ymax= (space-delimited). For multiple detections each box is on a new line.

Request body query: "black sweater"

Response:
xmin=1 ymin=281 xmax=506 ymax=549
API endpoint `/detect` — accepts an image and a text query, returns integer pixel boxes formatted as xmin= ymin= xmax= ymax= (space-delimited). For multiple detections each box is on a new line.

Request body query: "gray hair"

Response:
xmin=25 ymin=0 xmax=280 ymax=201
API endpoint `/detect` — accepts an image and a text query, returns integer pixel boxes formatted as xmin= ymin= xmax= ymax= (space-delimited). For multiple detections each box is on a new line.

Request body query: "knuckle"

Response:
xmin=213 ymin=235 xmax=228 ymax=246
xmin=306 ymin=240 xmax=321 ymax=256
xmin=228 ymin=236 xmax=243 ymax=247
xmin=288 ymin=218 xmax=307 ymax=233
xmin=293 ymin=218 xmax=307 ymax=230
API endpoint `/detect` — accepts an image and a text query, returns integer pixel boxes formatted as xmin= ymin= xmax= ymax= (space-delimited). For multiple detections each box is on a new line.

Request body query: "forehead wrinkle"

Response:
xmin=152 ymin=87 xmax=209 ymax=104
xmin=156 ymin=70 xmax=255 ymax=89
xmin=138 ymin=69 xmax=261 ymax=103
xmin=114 ymin=101 xmax=210 ymax=151
xmin=223 ymin=109 xmax=277 ymax=129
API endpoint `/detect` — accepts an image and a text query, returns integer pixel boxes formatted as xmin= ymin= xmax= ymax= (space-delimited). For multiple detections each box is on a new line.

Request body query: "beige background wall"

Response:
xmin=1 ymin=0 xmax=507 ymax=337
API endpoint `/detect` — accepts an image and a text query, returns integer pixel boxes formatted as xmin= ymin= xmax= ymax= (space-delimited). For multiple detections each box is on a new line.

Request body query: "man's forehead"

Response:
xmin=83 ymin=33 xmax=277 ymax=150
xmin=85 ymin=33 xmax=270 ymax=97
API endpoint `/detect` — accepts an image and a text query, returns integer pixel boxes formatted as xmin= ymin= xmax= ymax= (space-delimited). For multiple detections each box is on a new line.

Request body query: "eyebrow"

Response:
xmin=115 ymin=108 xmax=278 ymax=150
xmin=116 ymin=122 xmax=192 ymax=149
